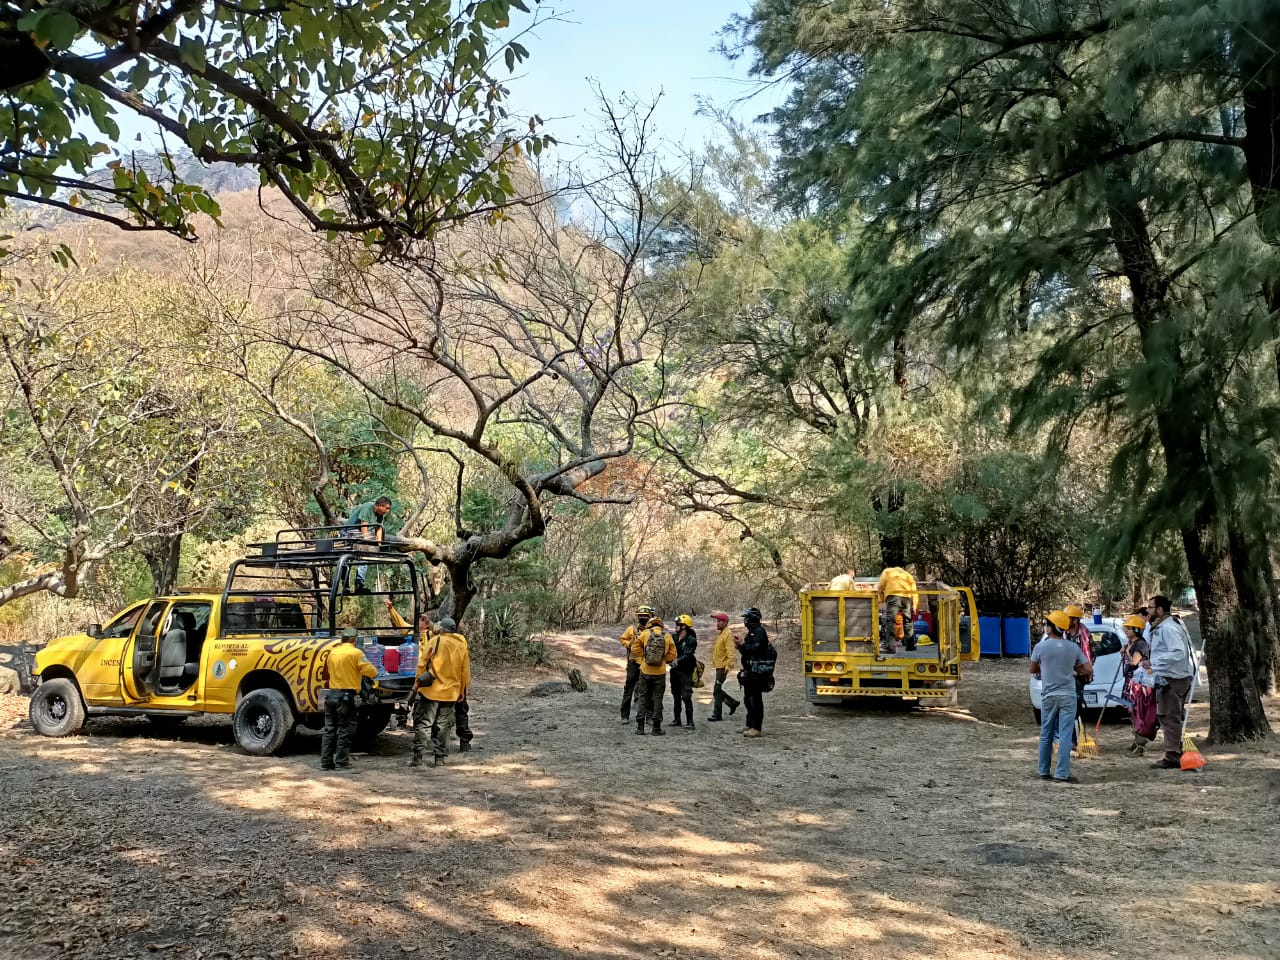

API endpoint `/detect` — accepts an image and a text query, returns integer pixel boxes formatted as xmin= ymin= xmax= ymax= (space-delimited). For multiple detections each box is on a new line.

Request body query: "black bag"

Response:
xmin=418 ymin=639 xmax=440 ymax=687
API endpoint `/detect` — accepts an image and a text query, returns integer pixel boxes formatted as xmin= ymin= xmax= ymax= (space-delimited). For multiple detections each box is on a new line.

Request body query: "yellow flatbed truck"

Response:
xmin=800 ymin=579 xmax=979 ymax=706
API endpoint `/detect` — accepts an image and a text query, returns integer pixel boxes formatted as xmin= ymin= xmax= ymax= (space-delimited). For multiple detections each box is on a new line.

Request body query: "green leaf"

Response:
xmin=18 ymin=9 xmax=81 ymax=50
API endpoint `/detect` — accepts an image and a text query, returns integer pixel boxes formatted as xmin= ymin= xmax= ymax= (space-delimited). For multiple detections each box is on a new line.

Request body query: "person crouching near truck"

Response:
xmin=706 ymin=612 xmax=740 ymax=722
xmin=1031 ymin=610 xmax=1093 ymax=783
xmin=410 ymin=617 xmax=471 ymax=768
xmin=876 ymin=566 xmax=918 ymax=656
xmin=630 ymin=616 xmax=676 ymax=736
xmin=320 ymin=627 xmax=378 ymax=772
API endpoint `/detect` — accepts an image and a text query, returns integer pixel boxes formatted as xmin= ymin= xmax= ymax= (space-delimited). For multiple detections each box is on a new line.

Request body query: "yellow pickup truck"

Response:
xmin=25 ymin=526 xmax=424 ymax=754
xmin=800 ymin=578 xmax=980 ymax=706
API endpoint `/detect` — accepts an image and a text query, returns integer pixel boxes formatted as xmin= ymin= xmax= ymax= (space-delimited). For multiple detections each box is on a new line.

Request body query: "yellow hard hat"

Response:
xmin=636 ymin=604 xmax=654 ymax=616
xmin=1046 ymin=610 xmax=1071 ymax=632
xmin=646 ymin=616 xmax=664 ymax=627
xmin=1064 ymin=604 xmax=1086 ymax=620
xmin=1123 ymin=614 xmax=1146 ymax=630
xmin=676 ymin=614 xmax=693 ymax=628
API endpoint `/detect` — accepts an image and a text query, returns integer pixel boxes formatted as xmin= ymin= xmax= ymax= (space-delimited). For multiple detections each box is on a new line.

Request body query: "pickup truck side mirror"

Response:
xmin=87 ymin=623 xmax=102 ymax=639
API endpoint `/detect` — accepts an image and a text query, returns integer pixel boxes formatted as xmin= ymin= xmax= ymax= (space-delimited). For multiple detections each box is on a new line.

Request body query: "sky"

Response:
xmin=500 ymin=2 xmax=785 ymax=155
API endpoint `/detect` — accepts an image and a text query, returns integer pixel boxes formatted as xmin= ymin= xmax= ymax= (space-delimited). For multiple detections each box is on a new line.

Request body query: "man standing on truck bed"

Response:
xmin=320 ymin=627 xmax=378 ymax=772
xmin=344 ymin=495 xmax=392 ymax=593
xmin=877 ymin=566 xmax=918 ymax=656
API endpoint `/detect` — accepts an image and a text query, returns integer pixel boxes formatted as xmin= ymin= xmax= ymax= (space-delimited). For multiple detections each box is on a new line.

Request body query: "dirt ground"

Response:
xmin=1 ymin=622 xmax=1278 ymax=960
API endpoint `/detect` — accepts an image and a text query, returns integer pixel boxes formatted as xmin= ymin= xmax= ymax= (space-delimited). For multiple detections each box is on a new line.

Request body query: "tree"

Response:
xmin=0 ymin=0 xmax=549 ymax=245
xmin=739 ymin=0 xmax=1277 ymax=741
xmin=257 ymin=100 xmax=696 ymax=622
xmin=0 ymin=251 xmax=253 ymax=604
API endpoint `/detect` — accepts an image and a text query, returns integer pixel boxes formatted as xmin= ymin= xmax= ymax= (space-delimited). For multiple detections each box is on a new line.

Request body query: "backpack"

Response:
xmin=746 ymin=642 xmax=778 ymax=691
xmin=643 ymin=629 xmax=668 ymax=667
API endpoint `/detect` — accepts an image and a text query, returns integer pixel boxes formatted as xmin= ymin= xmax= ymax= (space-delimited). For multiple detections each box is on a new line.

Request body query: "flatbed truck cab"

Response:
xmin=800 ymin=579 xmax=979 ymax=706
xmin=26 ymin=525 xmax=427 ymax=755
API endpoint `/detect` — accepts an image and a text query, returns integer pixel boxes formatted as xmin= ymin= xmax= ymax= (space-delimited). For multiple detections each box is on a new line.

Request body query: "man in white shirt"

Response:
xmin=1142 ymin=594 xmax=1195 ymax=770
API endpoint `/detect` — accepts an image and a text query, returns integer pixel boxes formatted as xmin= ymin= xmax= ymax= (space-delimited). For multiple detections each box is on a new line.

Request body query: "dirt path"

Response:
xmin=0 ymin=625 xmax=1277 ymax=960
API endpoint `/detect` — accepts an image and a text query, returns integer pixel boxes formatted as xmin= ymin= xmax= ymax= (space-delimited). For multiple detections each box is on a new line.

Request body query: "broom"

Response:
xmin=1076 ymin=716 xmax=1099 ymax=758
xmin=1083 ymin=656 xmax=1126 ymax=758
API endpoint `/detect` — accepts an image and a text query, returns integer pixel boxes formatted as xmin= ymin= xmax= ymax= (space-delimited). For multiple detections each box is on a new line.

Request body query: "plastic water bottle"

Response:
xmin=362 ymin=637 xmax=384 ymax=674
xmin=399 ymin=639 xmax=418 ymax=676
xmin=1092 ymin=606 xmax=1103 ymax=626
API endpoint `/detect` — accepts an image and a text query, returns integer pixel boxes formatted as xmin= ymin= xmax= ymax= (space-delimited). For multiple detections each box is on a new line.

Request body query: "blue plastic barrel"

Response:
xmin=978 ymin=616 xmax=1003 ymax=656
xmin=1002 ymin=616 xmax=1031 ymax=656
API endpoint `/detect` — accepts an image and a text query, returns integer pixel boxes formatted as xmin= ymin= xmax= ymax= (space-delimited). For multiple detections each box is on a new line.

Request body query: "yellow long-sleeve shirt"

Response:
xmin=620 ymin=624 xmax=640 ymax=662
xmin=711 ymin=627 xmax=737 ymax=670
xmin=631 ymin=627 xmax=677 ymax=676
xmin=877 ymin=567 xmax=918 ymax=603
xmin=387 ymin=605 xmax=412 ymax=630
xmin=324 ymin=643 xmax=377 ymax=690
xmin=416 ymin=632 xmax=471 ymax=702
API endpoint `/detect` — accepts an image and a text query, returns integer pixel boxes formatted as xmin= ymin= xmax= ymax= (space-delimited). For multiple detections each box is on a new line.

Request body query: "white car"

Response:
xmin=1028 ymin=616 xmax=1204 ymax=722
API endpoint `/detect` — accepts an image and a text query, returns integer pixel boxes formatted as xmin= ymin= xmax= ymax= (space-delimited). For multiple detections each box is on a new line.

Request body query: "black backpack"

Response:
xmin=746 ymin=641 xmax=778 ymax=691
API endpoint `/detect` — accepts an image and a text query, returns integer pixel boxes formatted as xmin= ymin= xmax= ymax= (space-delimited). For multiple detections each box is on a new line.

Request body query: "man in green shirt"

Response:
xmin=344 ymin=496 xmax=392 ymax=592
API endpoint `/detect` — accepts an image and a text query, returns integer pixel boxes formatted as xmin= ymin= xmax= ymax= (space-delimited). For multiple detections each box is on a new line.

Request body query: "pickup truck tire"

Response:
xmin=233 ymin=688 xmax=295 ymax=755
xmin=355 ymin=704 xmax=393 ymax=746
xmin=29 ymin=678 xmax=86 ymax=737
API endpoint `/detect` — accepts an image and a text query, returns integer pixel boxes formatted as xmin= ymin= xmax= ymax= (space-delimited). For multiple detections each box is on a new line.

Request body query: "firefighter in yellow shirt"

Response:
xmin=320 ymin=627 xmax=378 ymax=771
xmin=629 ymin=616 xmax=676 ymax=736
xmin=877 ymin=566 xmax=918 ymax=656
xmin=410 ymin=617 xmax=472 ymax=767
xmin=618 ymin=604 xmax=654 ymax=723
xmin=706 ymin=611 xmax=741 ymax=722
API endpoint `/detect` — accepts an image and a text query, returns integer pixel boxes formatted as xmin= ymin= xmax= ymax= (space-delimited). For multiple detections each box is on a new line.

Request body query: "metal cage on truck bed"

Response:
xmin=799 ymin=579 xmax=979 ymax=705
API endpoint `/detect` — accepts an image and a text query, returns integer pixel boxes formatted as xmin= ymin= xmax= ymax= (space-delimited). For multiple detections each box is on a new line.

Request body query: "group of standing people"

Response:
xmin=1032 ymin=594 xmax=1197 ymax=783
xmin=318 ymin=612 xmax=473 ymax=772
xmin=619 ymin=606 xmax=776 ymax=737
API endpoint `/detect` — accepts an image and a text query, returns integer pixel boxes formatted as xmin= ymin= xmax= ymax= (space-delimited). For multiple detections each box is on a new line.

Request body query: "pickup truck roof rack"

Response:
xmin=246 ymin=524 xmax=397 ymax=560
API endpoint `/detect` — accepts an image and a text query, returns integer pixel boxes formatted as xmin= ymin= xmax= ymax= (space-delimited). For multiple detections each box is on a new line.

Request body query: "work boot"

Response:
xmin=458 ymin=741 xmax=472 ymax=753
xmin=671 ymin=717 xmax=682 ymax=727
xmin=707 ymin=715 xmax=723 ymax=722
xmin=635 ymin=721 xmax=646 ymax=736
xmin=728 ymin=701 xmax=738 ymax=717
xmin=743 ymin=728 xmax=762 ymax=738
xmin=433 ymin=756 xmax=446 ymax=767
xmin=408 ymin=757 xmax=423 ymax=767
xmin=1151 ymin=756 xmax=1181 ymax=769
xmin=686 ymin=720 xmax=696 ymax=731
xmin=651 ymin=723 xmax=665 ymax=737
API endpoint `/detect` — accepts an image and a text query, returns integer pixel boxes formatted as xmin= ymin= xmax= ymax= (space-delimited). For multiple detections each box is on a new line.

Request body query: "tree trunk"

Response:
xmin=872 ymin=488 xmax=906 ymax=568
xmin=442 ymin=558 xmax=476 ymax=623
xmin=1105 ymin=169 xmax=1270 ymax=743
xmin=142 ymin=534 xmax=184 ymax=596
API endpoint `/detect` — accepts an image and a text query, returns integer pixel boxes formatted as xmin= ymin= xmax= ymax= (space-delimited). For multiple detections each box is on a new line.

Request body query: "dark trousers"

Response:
xmin=670 ymin=669 xmax=694 ymax=724
xmin=455 ymin=694 xmax=472 ymax=744
xmin=711 ymin=667 xmax=740 ymax=718
xmin=885 ymin=595 xmax=914 ymax=650
xmin=413 ymin=697 xmax=455 ymax=760
xmin=1156 ymin=675 xmax=1194 ymax=761
xmin=743 ymin=682 xmax=764 ymax=732
xmin=321 ymin=691 xmax=357 ymax=768
xmin=620 ymin=659 xmax=641 ymax=719
xmin=636 ymin=673 xmax=666 ymax=727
